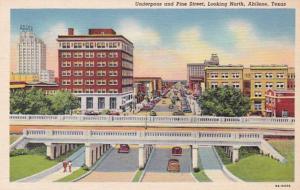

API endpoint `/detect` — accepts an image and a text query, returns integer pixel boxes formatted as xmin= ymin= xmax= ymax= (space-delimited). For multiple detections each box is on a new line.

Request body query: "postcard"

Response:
xmin=0 ymin=0 xmax=299 ymax=190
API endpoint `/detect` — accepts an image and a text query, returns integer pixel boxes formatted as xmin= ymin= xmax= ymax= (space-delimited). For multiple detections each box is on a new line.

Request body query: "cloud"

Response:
xmin=117 ymin=18 xmax=161 ymax=47
xmin=41 ymin=23 xmax=68 ymax=75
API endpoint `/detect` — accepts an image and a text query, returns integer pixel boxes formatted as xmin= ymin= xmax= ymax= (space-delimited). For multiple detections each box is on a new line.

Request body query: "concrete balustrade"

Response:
xmin=10 ymin=114 xmax=295 ymax=128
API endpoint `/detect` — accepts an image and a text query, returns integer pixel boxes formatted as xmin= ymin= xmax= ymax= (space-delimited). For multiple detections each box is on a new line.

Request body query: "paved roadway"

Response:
xmin=80 ymin=147 xmax=138 ymax=182
xmin=142 ymin=146 xmax=195 ymax=182
xmin=199 ymin=146 xmax=232 ymax=182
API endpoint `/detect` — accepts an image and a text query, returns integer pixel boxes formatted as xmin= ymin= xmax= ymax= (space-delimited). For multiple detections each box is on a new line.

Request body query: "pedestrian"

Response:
xmin=62 ymin=160 xmax=67 ymax=172
xmin=68 ymin=161 xmax=72 ymax=172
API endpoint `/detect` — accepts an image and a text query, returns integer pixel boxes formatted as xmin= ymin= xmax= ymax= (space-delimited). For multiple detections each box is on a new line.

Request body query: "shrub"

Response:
xmin=10 ymin=149 xmax=28 ymax=157
xmin=193 ymin=168 xmax=200 ymax=172
xmin=81 ymin=165 xmax=90 ymax=171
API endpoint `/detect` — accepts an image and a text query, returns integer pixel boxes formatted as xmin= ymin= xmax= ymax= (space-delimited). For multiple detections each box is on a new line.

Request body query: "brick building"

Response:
xmin=57 ymin=28 xmax=134 ymax=112
xmin=265 ymin=89 xmax=294 ymax=117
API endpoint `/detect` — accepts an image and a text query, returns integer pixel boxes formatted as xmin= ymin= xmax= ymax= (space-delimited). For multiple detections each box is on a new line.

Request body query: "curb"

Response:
xmin=138 ymin=146 xmax=155 ymax=182
xmin=72 ymin=147 xmax=114 ymax=182
xmin=212 ymin=146 xmax=243 ymax=182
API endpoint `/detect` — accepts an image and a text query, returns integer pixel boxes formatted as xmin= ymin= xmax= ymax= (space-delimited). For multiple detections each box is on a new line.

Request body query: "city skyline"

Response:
xmin=11 ymin=9 xmax=295 ymax=80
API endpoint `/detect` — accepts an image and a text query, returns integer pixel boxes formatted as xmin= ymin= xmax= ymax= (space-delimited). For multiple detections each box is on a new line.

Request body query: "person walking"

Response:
xmin=68 ymin=161 xmax=72 ymax=172
xmin=62 ymin=161 xmax=67 ymax=173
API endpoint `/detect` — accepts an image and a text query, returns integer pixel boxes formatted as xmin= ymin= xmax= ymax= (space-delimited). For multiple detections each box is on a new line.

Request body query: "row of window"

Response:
xmin=210 ymin=82 xmax=240 ymax=89
xmin=85 ymin=97 xmax=117 ymax=109
xmin=254 ymin=73 xmax=285 ymax=79
xmin=62 ymin=70 xmax=118 ymax=77
xmin=254 ymin=82 xmax=284 ymax=89
xmin=60 ymin=42 xmax=121 ymax=49
xmin=72 ymin=89 xmax=119 ymax=94
xmin=61 ymin=51 xmax=119 ymax=59
xmin=62 ymin=79 xmax=119 ymax=86
xmin=209 ymin=73 xmax=240 ymax=79
xmin=61 ymin=61 xmax=119 ymax=68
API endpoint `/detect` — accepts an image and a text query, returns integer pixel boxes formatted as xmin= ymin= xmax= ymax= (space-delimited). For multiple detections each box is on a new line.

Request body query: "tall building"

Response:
xmin=205 ymin=64 xmax=244 ymax=91
xmin=57 ymin=28 xmax=134 ymax=112
xmin=18 ymin=25 xmax=46 ymax=75
xmin=187 ymin=54 xmax=219 ymax=96
xmin=249 ymin=65 xmax=288 ymax=116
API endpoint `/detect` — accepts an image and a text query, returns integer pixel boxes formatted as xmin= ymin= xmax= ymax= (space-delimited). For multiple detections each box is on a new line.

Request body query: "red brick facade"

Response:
xmin=57 ymin=28 xmax=133 ymax=94
xmin=265 ymin=89 xmax=294 ymax=117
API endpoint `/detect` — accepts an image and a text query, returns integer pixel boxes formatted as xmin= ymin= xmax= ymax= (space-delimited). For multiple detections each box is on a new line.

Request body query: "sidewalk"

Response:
xmin=199 ymin=146 xmax=232 ymax=182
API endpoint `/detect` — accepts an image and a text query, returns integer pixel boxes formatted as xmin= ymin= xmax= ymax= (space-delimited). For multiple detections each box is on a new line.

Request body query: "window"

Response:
xmin=277 ymin=73 xmax=284 ymax=78
xmin=85 ymin=80 xmax=94 ymax=85
xmin=85 ymin=70 xmax=94 ymax=76
xmin=109 ymin=97 xmax=117 ymax=109
xmin=254 ymin=101 xmax=262 ymax=111
xmin=85 ymin=61 xmax=94 ymax=67
xmin=96 ymin=42 xmax=105 ymax=49
xmin=266 ymin=82 xmax=273 ymax=88
xmin=73 ymin=70 xmax=83 ymax=76
xmin=73 ymin=52 xmax=83 ymax=58
xmin=97 ymin=62 xmax=106 ymax=67
xmin=96 ymin=52 xmax=106 ymax=58
xmin=233 ymin=82 xmax=240 ymax=88
xmin=96 ymin=80 xmax=106 ymax=85
xmin=108 ymin=61 xmax=118 ymax=67
xmin=62 ymin=80 xmax=71 ymax=85
xmin=73 ymin=79 xmax=83 ymax=85
xmin=276 ymin=82 xmax=284 ymax=89
xmin=85 ymin=52 xmax=95 ymax=58
xmin=108 ymin=52 xmax=118 ymax=58
xmin=211 ymin=82 xmax=218 ymax=89
xmin=62 ymin=70 xmax=71 ymax=76
xmin=109 ymin=70 xmax=118 ymax=76
xmin=86 ymin=97 xmax=93 ymax=109
xmin=254 ymin=82 xmax=262 ymax=88
xmin=265 ymin=73 xmax=273 ymax=78
xmin=254 ymin=73 xmax=262 ymax=78
xmin=61 ymin=61 xmax=71 ymax=67
xmin=97 ymin=89 xmax=106 ymax=93
xmin=73 ymin=89 xmax=83 ymax=93
xmin=74 ymin=61 xmax=83 ymax=67
xmin=210 ymin=73 xmax=218 ymax=78
xmin=98 ymin=97 xmax=105 ymax=109
xmin=282 ymin=110 xmax=288 ymax=117
xmin=97 ymin=70 xmax=106 ymax=76
xmin=109 ymin=80 xmax=118 ymax=85
xmin=85 ymin=89 xmax=94 ymax=93
xmin=108 ymin=89 xmax=118 ymax=93
xmin=254 ymin=91 xmax=262 ymax=97
xmin=222 ymin=73 xmax=228 ymax=78
xmin=232 ymin=73 xmax=240 ymax=78
xmin=61 ymin=52 xmax=71 ymax=58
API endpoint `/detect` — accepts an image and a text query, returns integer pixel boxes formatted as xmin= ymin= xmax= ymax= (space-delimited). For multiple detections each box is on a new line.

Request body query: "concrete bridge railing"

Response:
xmin=10 ymin=114 xmax=295 ymax=126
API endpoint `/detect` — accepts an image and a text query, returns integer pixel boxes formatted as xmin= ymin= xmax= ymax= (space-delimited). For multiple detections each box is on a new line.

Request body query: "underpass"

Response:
xmin=80 ymin=146 xmax=138 ymax=182
xmin=142 ymin=146 xmax=195 ymax=182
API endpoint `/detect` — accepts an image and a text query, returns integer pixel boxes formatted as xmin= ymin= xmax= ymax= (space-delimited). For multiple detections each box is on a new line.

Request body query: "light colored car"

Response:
xmin=167 ymin=159 xmax=180 ymax=172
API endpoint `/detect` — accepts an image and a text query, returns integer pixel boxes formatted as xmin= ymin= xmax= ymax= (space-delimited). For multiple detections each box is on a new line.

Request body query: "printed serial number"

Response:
xmin=275 ymin=184 xmax=291 ymax=188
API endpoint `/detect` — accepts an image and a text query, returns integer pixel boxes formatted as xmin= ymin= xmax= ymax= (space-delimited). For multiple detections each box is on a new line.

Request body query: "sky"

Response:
xmin=11 ymin=9 xmax=295 ymax=80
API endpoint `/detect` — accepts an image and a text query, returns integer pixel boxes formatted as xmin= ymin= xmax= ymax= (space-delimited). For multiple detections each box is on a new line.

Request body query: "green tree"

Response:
xmin=10 ymin=88 xmax=52 ymax=114
xmin=48 ymin=91 xmax=80 ymax=114
xmin=198 ymin=86 xmax=250 ymax=117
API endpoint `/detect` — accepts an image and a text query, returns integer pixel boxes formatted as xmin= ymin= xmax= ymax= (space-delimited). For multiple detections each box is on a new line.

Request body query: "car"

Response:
xmin=171 ymin=146 xmax=182 ymax=156
xmin=172 ymin=111 xmax=184 ymax=116
xmin=150 ymin=110 xmax=157 ymax=116
xmin=167 ymin=159 xmax=180 ymax=172
xmin=85 ymin=111 xmax=99 ymax=115
xmin=168 ymin=104 xmax=174 ymax=109
xmin=162 ymin=100 xmax=166 ymax=104
xmin=108 ymin=112 xmax=120 ymax=115
xmin=118 ymin=144 xmax=130 ymax=153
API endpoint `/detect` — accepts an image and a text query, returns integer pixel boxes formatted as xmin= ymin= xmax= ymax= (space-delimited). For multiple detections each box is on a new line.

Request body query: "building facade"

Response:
xmin=10 ymin=72 xmax=39 ymax=83
xmin=205 ymin=65 xmax=244 ymax=91
xmin=18 ymin=25 xmax=46 ymax=75
xmin=249 ymin=65 xmax=288 ymax=116
xmin=57 ymin=28 xmax=134 ymax=112
xmin=287 ymin=67 xmax=295 ymax=90
xmin=133 ymin=77 xmax=162 ymax=100
xmin=265 ymin=89 xmax=294 ymax=117
xmin=40 ymin=70 xmax=55 ymax=83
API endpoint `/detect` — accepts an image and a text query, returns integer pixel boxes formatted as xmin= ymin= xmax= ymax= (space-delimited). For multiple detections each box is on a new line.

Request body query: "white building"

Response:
xmin=39 ymin=69 xmax=55 ymax=83
xmin=18 ymin=25 xmax=46 ymax=75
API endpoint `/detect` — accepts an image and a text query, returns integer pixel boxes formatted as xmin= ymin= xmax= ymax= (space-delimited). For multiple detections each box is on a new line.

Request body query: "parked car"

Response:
xmin=108 ymin=112 xmax=120 ymax=115
xmin=168 ymin=104 xmax=174 ymax=109
xmin=167 ymin=159 xmax=180 ymax=172
xmin=85 ymin=111 xmax=99 ymax=115
xmin=118 ymin=144 xmax=130 ymax=153
xmin=172 ymin=110 xmax=184 ymax=116
xmin=150 ymin=111 xmax=157 ymax=116
xmin=171 ymin=146 xmax=182 ymax=156
xmin=162 ymin=100 xmax=166 ymax=104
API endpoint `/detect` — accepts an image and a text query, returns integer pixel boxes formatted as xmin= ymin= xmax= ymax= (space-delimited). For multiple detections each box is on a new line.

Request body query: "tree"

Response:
xmin=48 ymin=91 xmax=80 ymax=114
xmin=10 ymin=88 xmax=52 ymax=114
xmin=198 ymin=86 xmax=250 ymax=117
